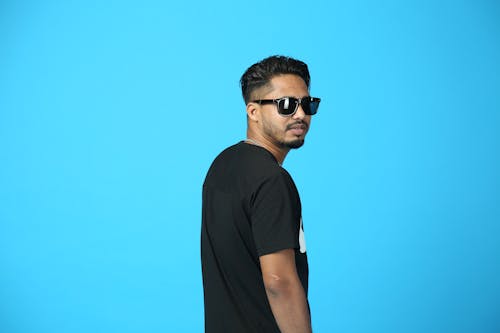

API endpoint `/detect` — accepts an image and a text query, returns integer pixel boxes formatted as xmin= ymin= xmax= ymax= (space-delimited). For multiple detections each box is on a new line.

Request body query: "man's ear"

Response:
xmin=246 ymin=102 xmax=260 ymax=122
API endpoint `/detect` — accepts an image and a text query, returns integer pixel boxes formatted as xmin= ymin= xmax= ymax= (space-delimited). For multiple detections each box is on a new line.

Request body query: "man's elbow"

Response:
xmin=262 ymin=273 xmax=297 ymax=298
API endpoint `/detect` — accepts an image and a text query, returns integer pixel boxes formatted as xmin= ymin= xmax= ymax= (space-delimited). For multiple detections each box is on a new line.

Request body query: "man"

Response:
xmin=201 ymin=55 xmax=320 ymax=333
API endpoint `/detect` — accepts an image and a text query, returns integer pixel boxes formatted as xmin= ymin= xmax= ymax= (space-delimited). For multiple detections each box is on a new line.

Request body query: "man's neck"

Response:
xmin=245 ymin=133 xmax=289 ymax=165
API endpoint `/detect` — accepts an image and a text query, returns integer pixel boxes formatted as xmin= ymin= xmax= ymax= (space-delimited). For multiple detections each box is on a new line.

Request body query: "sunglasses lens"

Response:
xmin=278 ymin=98 xmax=298 ymax=115
xmin=300 ymin=98 xmax=316 ymax=115
xmin=307 ymin=99 xmax=319 ymax=115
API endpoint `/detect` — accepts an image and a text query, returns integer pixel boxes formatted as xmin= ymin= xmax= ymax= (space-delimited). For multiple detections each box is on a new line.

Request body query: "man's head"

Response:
xmin=241 ymin=56 xmax=319 ymax=152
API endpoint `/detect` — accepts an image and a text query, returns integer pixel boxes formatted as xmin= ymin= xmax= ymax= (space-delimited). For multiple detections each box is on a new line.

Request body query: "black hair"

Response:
xmin=240 ymin=55 xmax=310 ymax=104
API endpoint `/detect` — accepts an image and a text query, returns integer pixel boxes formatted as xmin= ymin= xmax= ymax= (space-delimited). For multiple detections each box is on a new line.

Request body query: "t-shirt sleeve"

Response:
xmin=250 ymin=171 xmax=301 ymax=256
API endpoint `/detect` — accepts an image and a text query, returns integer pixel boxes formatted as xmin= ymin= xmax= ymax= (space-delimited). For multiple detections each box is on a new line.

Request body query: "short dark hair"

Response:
xmin=240 ymin=55 xmax=311 ymax=104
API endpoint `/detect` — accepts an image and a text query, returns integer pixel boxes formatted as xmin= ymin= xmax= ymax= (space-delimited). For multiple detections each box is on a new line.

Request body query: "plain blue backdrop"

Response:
xmin=1 ymin=0 xmax=499 ymax=332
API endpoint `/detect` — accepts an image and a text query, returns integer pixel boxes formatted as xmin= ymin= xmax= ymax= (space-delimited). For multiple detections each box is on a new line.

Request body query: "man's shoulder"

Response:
xmin=213 ymin=142 xmax=277 ymax=168
xmin=214 ymin=141 xmax=245 ymax=160
xmin=205 ymin=142 xmax=284 ymax=184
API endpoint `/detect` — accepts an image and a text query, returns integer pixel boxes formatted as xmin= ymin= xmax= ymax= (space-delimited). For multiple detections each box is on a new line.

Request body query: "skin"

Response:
xmin=260 ymin=249 xmax=312 ymax=333
xmin=246 ymin=74 xmax=313 ymax=333
xmin=246 ymin=74 xmax=312 ymax=165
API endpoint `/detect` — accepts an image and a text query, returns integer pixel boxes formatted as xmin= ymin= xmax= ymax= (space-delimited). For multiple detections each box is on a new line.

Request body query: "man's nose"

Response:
xmin=292 ymin=104 xmax=306 ymax=120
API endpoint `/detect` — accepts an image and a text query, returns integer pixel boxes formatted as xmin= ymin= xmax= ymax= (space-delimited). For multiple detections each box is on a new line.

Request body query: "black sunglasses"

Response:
xmin=252 ymin=96 xmax=321 ymax=116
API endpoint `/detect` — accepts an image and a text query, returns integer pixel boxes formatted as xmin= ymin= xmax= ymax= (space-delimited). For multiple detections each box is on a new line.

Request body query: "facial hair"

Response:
xmin=283 ymin=121 xmax=307 ymax=149
xmin=277 ymin=121 xmax=307 ymax=149
xmin=283 ymin=138 xmax=305 ymax=149
xmin=262 ymin=118 xmax=308 ymax=150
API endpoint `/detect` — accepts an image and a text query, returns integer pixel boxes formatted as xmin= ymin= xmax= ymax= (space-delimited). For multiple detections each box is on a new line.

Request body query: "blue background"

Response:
xmin=1 ymin=0 xmax=499 ymax=332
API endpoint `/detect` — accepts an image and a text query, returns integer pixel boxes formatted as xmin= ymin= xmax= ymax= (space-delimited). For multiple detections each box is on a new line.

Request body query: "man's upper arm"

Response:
xmin=259 ymin=248 xmax=299 ymax=289
xmin=251 ymin=172 xmax=301 ymax=256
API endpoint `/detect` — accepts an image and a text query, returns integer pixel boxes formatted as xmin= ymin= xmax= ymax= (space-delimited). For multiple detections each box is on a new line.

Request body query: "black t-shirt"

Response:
xmin=201 ymin=141 xmax=309 ymax=333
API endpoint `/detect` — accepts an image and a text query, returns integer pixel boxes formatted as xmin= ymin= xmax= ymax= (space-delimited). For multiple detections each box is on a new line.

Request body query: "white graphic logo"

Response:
xmin=299 ymin=217 xmax=307 ymax=253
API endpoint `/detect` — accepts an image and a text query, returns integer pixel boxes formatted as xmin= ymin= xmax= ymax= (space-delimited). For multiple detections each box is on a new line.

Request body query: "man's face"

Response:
xmin=256 ymin=74 xmax=312 ymax=149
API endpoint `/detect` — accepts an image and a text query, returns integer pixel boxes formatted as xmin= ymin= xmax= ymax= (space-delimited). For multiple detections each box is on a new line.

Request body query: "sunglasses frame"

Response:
xmin=252 ymin=96 xmax=321 ymax=117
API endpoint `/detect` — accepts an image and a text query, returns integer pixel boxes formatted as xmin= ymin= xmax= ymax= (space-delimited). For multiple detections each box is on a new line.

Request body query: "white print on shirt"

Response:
xmin=299 ymin=217 xmax=307 ymax=253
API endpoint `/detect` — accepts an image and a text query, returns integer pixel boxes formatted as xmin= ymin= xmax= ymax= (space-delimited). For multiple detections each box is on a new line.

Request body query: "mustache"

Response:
xmin=286 ymin=121 xmax=308 ymax=131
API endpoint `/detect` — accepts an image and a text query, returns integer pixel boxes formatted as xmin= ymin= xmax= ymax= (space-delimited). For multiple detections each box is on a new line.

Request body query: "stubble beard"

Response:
xmin=281 ymin=138 xmax=305 ymax=149
xmin=283 ymin=120 xmax=308 ymax=149
xmin=262 ymin=119 xmax=307 ymax=150
xmin=275 ymin=133 xmax=305 ymax=149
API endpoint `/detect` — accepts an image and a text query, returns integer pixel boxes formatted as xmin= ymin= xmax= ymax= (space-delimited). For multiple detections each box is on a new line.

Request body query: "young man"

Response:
xmin=201 ymin=55 xmax=320 ymax=333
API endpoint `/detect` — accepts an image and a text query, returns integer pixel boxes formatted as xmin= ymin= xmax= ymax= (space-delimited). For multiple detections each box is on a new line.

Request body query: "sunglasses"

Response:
xmin=252 ymin=96 xmax=321 ymax=116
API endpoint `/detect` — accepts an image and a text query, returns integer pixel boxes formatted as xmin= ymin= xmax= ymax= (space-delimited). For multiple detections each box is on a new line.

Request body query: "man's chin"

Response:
xmin=285 ymin=139 xmax=305 ymax=149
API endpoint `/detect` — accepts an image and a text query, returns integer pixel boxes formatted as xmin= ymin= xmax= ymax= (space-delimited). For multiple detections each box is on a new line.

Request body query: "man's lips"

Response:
xmin=286 ymin=122 xmax=308 ymax=135
xmin=286 ymin=122 xmax=308 ymax=130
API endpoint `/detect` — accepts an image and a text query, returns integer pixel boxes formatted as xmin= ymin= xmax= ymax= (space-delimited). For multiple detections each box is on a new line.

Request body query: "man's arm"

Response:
xmin=259 ymin=249 xmax=312 ymax=333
